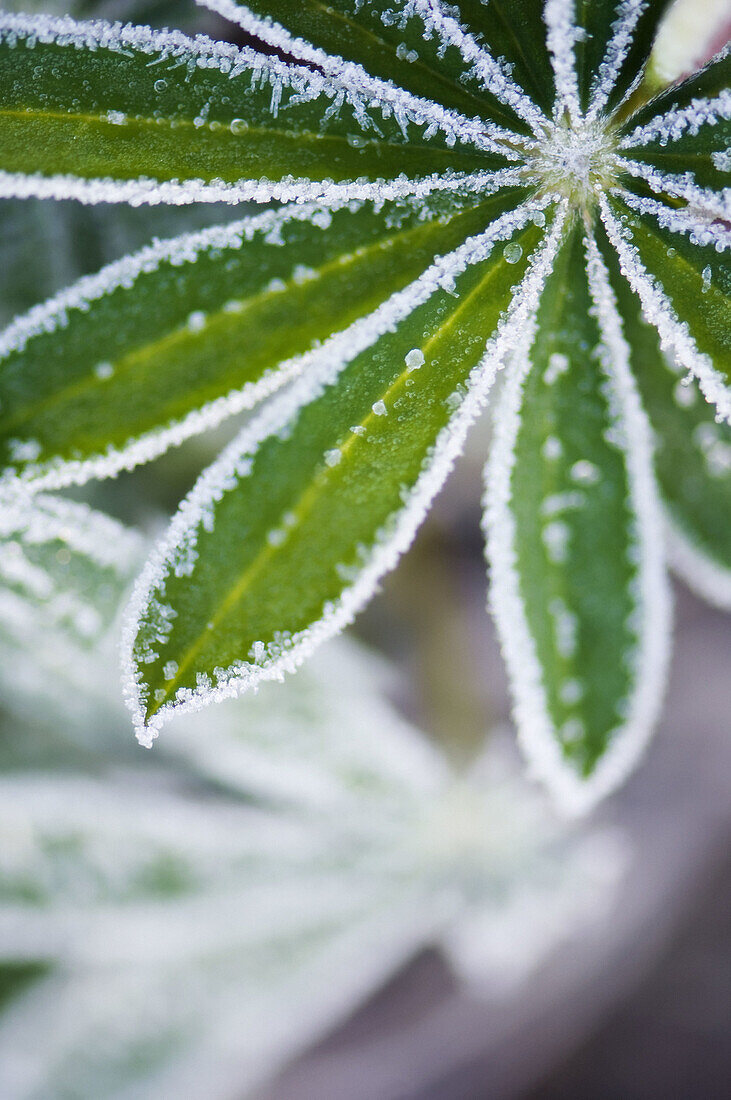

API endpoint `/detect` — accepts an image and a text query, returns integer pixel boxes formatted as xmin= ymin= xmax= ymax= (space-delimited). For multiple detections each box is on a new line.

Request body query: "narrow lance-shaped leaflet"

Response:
xmin=0 ymin=182 xmax=527 ymax=490
xmin=484 ymin=218 xmax=670 ymax=814
xmin=123 ymin=200 xmax=567 ymax=744
xmin=0 ymin=12 xmax=497 ymax=207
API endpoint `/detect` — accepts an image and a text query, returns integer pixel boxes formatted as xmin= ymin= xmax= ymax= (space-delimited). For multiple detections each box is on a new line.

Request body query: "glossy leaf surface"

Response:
xmin=126 ymin=205 xmax=558 ymax=741
xmin=485 ymin=220 xmax=668 ymax=810
xmin=0 ymin=188 xmax=520 ymax=489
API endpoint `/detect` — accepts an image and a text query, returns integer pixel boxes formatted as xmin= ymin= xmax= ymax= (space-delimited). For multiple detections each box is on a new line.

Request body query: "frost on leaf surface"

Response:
xmin=0 ymin=619 xmax=625 ymax=1099
xmin=0 ymin=1 xmax=728 ymax=808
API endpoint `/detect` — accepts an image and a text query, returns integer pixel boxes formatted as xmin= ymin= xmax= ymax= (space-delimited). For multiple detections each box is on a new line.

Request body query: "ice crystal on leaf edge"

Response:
xmin=0 ymin=0 xmax=728 ymax=813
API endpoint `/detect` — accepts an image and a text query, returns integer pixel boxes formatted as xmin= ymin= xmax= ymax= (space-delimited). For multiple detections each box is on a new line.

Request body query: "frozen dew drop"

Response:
xmin=324 ymin=448 xmax=342 ymax=467
xmin=404 ymin=348 xmax=425 ymax=372
xmin=570 ymin=459 xmax=600 ymax=484
xmin=542 ymin=435 xmax=563 ymax=460
xmin=503 ymin=242 xmax=523 ymax=265
xmin=93 ymin=361 xmax=114 ymax=380
xmin=162 ymin=660 xmax=178 ymax=681
xmin=701 ymin=265 xmax=712 ymax=293
xmin=673 ymin=378 xmax=696 ymax=407
xmin=560 ymin=678 xmax=584 ymax=705
xmin=544 ymin=352 xmax=570 ymax=385
xmin=372 ymin=400 xmax=388 ymax=416
xmin=153 ymin=78 xmax=167 ymax=93
xmin=186 ymin=310 xmax=206 ymax=333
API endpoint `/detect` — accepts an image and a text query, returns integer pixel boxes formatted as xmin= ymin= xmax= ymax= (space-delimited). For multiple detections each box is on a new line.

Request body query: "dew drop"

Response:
xmin=503 ymin=242 xmax=523 ymax=264
xmin=404 ymin=348 xmax=425 ymax=372
xmin=153 ymin=78 xmax=167 ymax=93
xmin=230 ymin=118 xmax=248 ymax=135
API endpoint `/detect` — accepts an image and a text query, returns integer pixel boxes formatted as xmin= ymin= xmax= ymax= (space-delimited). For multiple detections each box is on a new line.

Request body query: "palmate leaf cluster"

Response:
xmin=0 ymin=0 xmax=729 ymax=811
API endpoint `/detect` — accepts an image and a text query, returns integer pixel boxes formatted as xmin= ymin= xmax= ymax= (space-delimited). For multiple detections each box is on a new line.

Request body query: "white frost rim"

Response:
xmin=664 ymin=510 xmax=731 ymax=611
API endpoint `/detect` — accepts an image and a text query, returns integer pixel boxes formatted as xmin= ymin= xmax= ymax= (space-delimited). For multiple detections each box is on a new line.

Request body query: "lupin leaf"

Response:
xmin=0 ymin=187 xmax=523 ymax=489
xmin=601 ymin=240 xmax=731 ymax=604
xmin=618 ymin=49 xmax=731 ymax=199
xmin=485 ymin=219 xmax=669 ymax=811
xmin=455 ymin=0 xmax=556 ymax=117
xmin=572 ymin=0 xmax=674 ymax=116
xmin=199 ymin=0 xmax=548 ymax=137
xmin=604 ymin=193 xmax=731 ymax=401
xmin=0 ymin=12 xmax=494 ymax=207
xmin=124 ymin=202 xmax=563 ymax=743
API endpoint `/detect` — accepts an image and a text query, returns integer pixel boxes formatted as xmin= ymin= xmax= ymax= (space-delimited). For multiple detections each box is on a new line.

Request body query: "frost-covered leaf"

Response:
xmin=484 ymin=219 xmax=669 ymax=813
xmin=0 ymin=492 xmax=143 ymax=729
xmin=124 ymin=199 xmax=567 ymax=744
xmin=0 ymin=188 xmax=521 ymax=489
xmin=0 ymin=12 xmax=497 ymax=208
xmin=165 ymin=638 xmax=447 ymax=815
xmin=0 ymin=195 xmax=239 ymax=329
xmin=600 ymin=192 xmax=731 ymax=421
xmin=544 ymin=0 xmax=672 ymax=122
xmin=0 ymin=728 xmax=625 ymax=1099
xmin=0 ymin=772 xmax=452 ymax=1100
xmin=619 ymin=48 xmax=731 ymax=201
xmin=602 ymin=245 xmax=731 ymax=608
xmin=199 ymin=0 xmax=549 ymax=138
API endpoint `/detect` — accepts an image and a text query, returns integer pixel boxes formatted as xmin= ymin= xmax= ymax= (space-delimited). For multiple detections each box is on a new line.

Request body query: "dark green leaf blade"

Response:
xmin=484 ymin=217 xmax=670 ymax=812
xmin=546 ymin=0 xmax=673 ymax=120
xmin=454 ymin=0 xmax=556 ymax=117
xmin=124 ymin=201 xmax=567 ymax=743
xmin=618 ymin=48 xmax=731 ymax=200
xmin=621 ymin=44 xmax=730 ymax=131
xmin=597 ymin=228 xmax=731 ymax=608
xmin=199 ymin=0 xmax=547 ymax=137
xmin=0 ymin=12 xmax=492 ymax=206
xmin=0 ymin=187 xmax=527 ymax=489
xmin=578 ymin=0 xmax=674 ymax=116
xmin=600 ymin=191 xmax=731 ymax=419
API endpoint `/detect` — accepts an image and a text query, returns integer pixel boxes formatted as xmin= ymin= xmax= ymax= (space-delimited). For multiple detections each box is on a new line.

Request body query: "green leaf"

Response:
xmin=622 ymin=44 xmax=730 ymax=131
xmin=0 ymin=194 xmax=236 ymax=327
xmin=600 ymin=237 xmax=731 ymax=606
xmin=618 ymin=49 xmax=731 ymax=198
xmin=455 ymin=0 xmax=556 ymax=117
xmin=571 ymin=0 xmax=674 ymax=116
xmin=124 ymin=199 xmax=564 ymax=742
xmin=484 ymin=217 xmax=669 ymax=812
xmin=201 ymin=0 xmax=545 ymax=137
xmin=0 ymin=13 xmax=493 ymax=206
xmin=0 ymin=493 xmax=143 ymax=731
xmin=0 ymin=187 xmax=527 ymax=489
xmin=0 ymin=493 xmax=142 ymax=647
xmin=604 ymin=193 xmax=731 ymax=402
